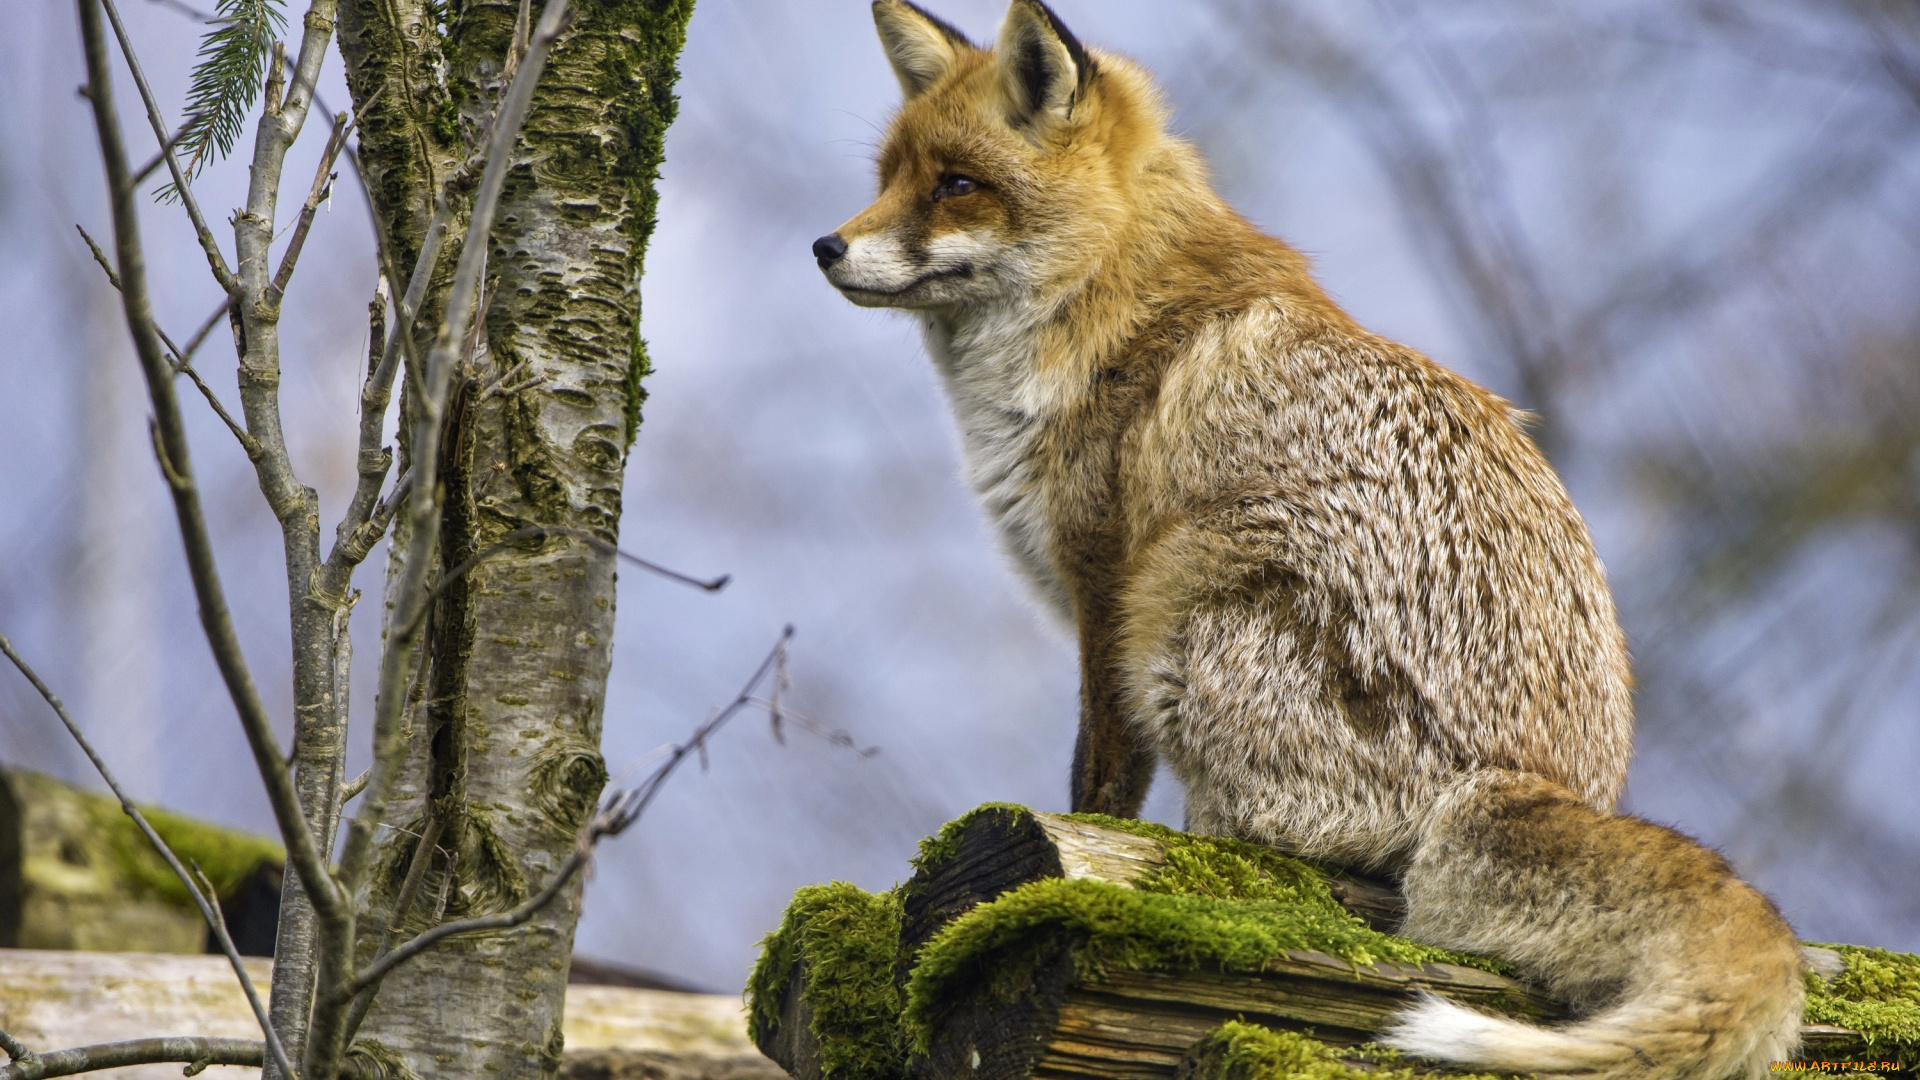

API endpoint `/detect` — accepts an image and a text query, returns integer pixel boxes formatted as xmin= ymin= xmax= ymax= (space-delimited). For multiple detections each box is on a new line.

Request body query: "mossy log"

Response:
xmin=0 ymin=767 xmax=284 ymax=955
xmin=897 ymin=806 xmax=1403 ymax=965
xmin=751 ymin=805 xmax=1920 ymax=1080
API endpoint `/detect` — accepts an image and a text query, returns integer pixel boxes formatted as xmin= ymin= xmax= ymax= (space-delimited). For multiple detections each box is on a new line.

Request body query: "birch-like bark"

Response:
xmin=343 ymin=1 xmax=693 ymax=1073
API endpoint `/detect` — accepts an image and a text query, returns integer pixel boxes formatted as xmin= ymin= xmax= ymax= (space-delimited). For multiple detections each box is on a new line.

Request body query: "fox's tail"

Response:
xmin=1383 ymin=769 xmax=1806 ymax=1080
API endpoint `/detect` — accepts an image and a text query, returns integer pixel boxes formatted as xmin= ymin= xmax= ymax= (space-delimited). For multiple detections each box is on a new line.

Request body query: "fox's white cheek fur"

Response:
xmin=831 ymin=233 xmax=923 ymax=299
xmin=829 ymin=228 xmax=1015 ymax=307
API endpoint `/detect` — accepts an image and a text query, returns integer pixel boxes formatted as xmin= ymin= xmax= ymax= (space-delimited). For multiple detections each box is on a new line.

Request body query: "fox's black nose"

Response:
xmin=813 ymin=234 xmax=848 ymax=268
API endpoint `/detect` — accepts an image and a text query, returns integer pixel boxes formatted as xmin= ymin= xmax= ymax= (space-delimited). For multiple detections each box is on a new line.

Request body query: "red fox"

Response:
xmin=813 ymin=2 xmax=1807 ymax=1076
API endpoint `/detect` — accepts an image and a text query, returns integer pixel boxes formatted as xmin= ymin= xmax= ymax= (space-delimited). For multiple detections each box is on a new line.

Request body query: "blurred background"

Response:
xmin=1 ymin=0 xmax=1916 ymax=992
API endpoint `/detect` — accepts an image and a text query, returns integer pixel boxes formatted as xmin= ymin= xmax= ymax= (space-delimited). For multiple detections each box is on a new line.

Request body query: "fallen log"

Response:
xmin=0 ymin=767 xmax=284 ymax=955
xmin=0 ymin=948 xmax=785 ymax=1080
xmin=751 ymin=804 xmax=1920 ymax=1080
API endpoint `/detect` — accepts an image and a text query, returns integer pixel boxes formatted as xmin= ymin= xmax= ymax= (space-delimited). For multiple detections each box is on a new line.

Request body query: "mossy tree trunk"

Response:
xmin=332 ymin=0 xmax=693 ymax=1074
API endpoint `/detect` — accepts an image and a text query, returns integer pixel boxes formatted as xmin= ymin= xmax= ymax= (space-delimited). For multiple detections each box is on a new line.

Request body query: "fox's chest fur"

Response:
xmin=921 ymin=308 xmax=1071 ymax=618
xmin=921 ymin=304 xmax=1148 ymax=627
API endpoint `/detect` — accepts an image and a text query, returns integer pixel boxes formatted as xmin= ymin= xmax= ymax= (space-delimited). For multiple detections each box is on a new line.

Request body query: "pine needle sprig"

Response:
xmin=157 ymin=0 xmax=286 ymax=201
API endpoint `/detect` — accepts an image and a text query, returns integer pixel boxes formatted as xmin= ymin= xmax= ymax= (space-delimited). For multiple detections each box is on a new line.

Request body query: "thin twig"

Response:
xmin=129 ymin=112 xmax=199 ymax=187
xmin=318 ymin=166 xmax=449 ymax=586
xmin=75 ymin=223 xmax=121 ymax=289
xmin=344 ymin=844 xmax=592 ymax=999
xmin=270 ymin=108 xmax=355 ymax=298
xmin=96 ymin=0 xmax=235 ymax=292
xmin=311 ymin=92 xmax=419 ymax=383
xmin=745 ymin=697 xmax=881 ymax=758
xmin=397 ymin=524 xmax=728 ymax=643
xmin=477 ymin=360 xmax=547 ymax=402
xmin=146 ymin=0 xmax=217 ymax=19
xmin=75 ymin=224 xmax=258 ymax=455
xmin=621 ymin=627 xmax=797 ymax=826
xmin=0 ymin=632 xmax=296 ymax=1080
xmin=176 ymin=298 xmax=234 ymax=365
xmin=0 ymin=1037 xmax=262 ymax=1080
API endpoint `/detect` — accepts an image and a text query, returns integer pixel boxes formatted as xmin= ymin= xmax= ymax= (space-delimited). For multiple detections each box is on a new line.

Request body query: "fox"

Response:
xmin=812 ymin=1 xmax=1806 ymax=1076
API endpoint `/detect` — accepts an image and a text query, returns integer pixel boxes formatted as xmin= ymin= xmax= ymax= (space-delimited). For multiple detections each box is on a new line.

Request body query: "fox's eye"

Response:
xmin=933 ymin=175 xmax=980 ymax=201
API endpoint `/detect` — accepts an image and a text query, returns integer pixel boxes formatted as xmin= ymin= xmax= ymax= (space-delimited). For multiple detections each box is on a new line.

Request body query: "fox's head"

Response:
xmin=815 ymin=0 xmax=1184 ymax=312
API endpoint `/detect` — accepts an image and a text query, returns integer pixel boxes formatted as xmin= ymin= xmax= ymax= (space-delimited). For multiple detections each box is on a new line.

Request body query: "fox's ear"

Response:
xmin=873 ymin=1 xmax=973 ymax=99
xmin=996 ymin=0 xmax=1093 ymax=132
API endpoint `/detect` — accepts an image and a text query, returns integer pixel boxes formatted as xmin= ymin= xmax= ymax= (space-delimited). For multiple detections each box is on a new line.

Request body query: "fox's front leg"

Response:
xmin=1071 ymin=608 xmax=1156 ymax=816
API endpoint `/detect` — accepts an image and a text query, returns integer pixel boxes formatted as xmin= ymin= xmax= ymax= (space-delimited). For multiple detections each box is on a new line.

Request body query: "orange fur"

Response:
xmin=817 ymin=5 xmax=1806 ymax=1076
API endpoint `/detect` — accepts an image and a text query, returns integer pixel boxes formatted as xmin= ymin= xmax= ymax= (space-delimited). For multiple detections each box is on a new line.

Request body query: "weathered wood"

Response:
xmin=0 ymin=949 xmax=779 ymax=1080
xmin=559 ymin=1052 xmax=788 ymax=1080
xmin=758 ymin=962 xmax=827 ymax=1080
xmin=911 ymin=942 xmax=1563 ymax=1080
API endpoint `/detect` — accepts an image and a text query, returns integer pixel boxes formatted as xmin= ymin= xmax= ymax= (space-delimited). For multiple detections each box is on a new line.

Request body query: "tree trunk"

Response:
xmin=339 ymin=1 xmax=694 ymax=1074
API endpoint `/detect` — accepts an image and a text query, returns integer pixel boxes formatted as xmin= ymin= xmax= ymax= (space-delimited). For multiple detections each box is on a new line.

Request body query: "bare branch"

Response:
xmin=621 ymin=626 xmax=796 ymax=827
xmin=76 ymin=225 xmax=263 ymax=470
xmin=343 ymin=624 xmax=846 ymax=1056
xmin=145 ymin=0 xmax=217 ymax=20
xmin=0 ymin=1037 xmax=262 ymax=1080
xmin=74 ymin=224 xmax=121 ymax=289
xmin=269 ymin=107 xmax=354 ymax=298
xmin=330 ymin=468 xmax=410 ymax=572
xmin=318 ymin=179 xmax=453 ymax=589
xmin=129 ymin=111 xmax=199 ymax=188
xmin=312 ymin=93 xmax=420 ymax=377
xmin=78 ymin=0 xmax=340 ymax=926
xmin=96 ymin=0 xmax=236 ymax=292
xmin=476 ymin=356 xmax=547 ymax=402
xmin=0 ymin=632 xmax=295 ymax=1079
xmin=176 ymin=297 xmax=235 ymax=366
xmin=401 ymin=524 xmax=728 ymax=642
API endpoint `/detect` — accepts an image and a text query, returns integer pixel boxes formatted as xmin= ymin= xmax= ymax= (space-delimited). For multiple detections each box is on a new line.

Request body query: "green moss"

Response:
xmin=589 ymin=0 xmax=693 ymax=447
xmin=748 ymin=882 xmax=906 ymax=1080
xmin=904 ymin=876 xmax=1508 ymax=1048
xmin=907 ymin=802 xmax=1030 ymax=879
xmin=624 ymin=333 xmax=652 ymax=447
xmin=1804 ymin=945 xmax=1920 ymax=1070
xmin=1180 ymin=1022 xmax=1510 ymax=1080
xmin=81 ymin=790 xmax=282 ymax=907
